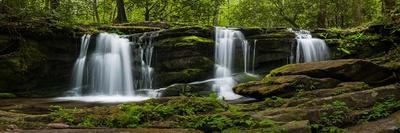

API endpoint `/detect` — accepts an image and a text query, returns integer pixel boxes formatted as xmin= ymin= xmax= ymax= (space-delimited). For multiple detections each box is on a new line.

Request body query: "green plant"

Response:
xmin=264 ymin=96 xmax=285 ymax=107
xmin=50 ymin=106 xmax=82 ymax=125
xmin=320 ymin=101 xmax=350 ymax=126
xmin=0 ymin=93 xmax=16 ymax=99
xmin=311 ymin=124 xmax=344 ymax=133
xmin=359 ymin=97 xmax=400 ymax=122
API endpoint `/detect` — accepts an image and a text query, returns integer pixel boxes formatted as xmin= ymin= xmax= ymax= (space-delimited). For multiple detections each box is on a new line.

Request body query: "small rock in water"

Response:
xmin=47 ymin=123 xmax=70 ymax=129
xmin=6 ymin=124 xmax=18 ymax=131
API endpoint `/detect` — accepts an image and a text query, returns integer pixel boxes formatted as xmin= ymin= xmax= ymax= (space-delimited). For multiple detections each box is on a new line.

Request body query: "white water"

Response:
xmin=54 ymin=96 xmax=150 ymax=103
xmin=213 ymin=27 xmax=248 ymax=100
xmin=291 ymin=29 xmax=330 ymax=63
xmin=61 ymin=32 xmax=157 ymax=102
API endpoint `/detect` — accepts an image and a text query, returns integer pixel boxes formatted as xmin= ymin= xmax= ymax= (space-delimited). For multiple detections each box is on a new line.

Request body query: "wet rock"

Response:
xmin=281 ymin=120 xmax=311 ymax=133
xmin=160 ymin=82 xmax=213 ymax=97
xmin=233 ymin=73 xmax=262 ymax=84
xmin=346 ymin=111 xmax=400 ymax=133
xmin=296 ymin=82 xmax=371 ymax=98
xmin=47 ymin=123 xmax=70 ymax=129
xmin=6 ymin=124 xmax=18 ymax=131
xmin=270 ymin=59 xmax=396 ymax=85
xmin=302 ymin=84 xmax=400 ymax=108
xmin=158 ymin=69 xmax=210 ymax=86
xmin=234 ymin=75 xmax=341 ymax=99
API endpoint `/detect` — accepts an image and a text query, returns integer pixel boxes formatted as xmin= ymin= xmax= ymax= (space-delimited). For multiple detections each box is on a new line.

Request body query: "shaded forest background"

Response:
xmin=0 ymin=0 xmax=400 ymax=29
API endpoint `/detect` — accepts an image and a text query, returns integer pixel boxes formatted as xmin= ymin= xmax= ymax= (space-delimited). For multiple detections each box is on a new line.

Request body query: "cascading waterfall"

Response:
xmin=131 ymin=32 xmax=158 ymax=95
xmin=69 ymin=34 xmax=91 ymax=96
xmin=72 ymin=33 xmax=135 ymax=96
xmin=213 ymin=27 xmax=249 ymax=100
xmin=60 ymin=32 xmax=157 ymax=102
xmin=290 ymin=29 xmax=330 ymax=63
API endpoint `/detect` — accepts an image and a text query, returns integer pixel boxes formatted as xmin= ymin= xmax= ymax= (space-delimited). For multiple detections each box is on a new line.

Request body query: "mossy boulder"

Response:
xmin=158 ymin=69 xmax=209 ymax=86
xmin=301 ymin=84 xmax=400 ymax=108
xmin=270 ymin=59 xmax=396 ymax=85
xmin=234 ymin=75 xmax=340 ymax=99
xmin=155 ymin=36 xmax=213 ymax=47
xmin=0 ymin=93 xmax=16 ymax=99
xmin=160 ymin=83 xmax=212 ymax=97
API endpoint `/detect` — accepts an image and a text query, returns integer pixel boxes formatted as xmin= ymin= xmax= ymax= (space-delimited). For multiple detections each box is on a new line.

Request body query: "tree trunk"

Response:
xmin=145 ymin=8 xmax=150 ymax=21
xmin=50 ymin=0 xmax=60 ymax=9
xmin=382 ymin=0 xmax=396 ymax=16
xmin=114 ymin=0 xmax=128 ymax=23
xmin=93 ymin=0 xmax=100 ymax=23
xmin=317 ymin=0 xmax=327 ymax=28
xmin=353 ymin=0 xmax=363 ymax=26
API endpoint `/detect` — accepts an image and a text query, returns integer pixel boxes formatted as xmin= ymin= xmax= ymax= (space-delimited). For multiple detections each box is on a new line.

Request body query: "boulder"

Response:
xmin=281 ymin=120 xmax=311 ymax=133
xmin=302 ymin=84 xmax=400 ymax=108
xmin=47 ymin=123 xmax=70 ymax=129
xmin=346 ymin=111 xmax=400 ymax=133
xmin=160 ymin=81 xmax=213 ymax=97
xmin=234 ymin=75 xmax=341 ymax=99
xmin=270 ymin=59 xmax=396 ymax=85
xmin=296 ymin=82 xmax=371 ymax=98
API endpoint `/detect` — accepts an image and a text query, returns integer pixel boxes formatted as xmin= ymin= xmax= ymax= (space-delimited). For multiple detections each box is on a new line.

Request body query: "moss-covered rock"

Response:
xmin=301 ymin=84 xmax=400 ymax=108
xmin=234 ymin=75 xmax=340 ymax=99
xmin=269 ymin=59 xmax=396 ymax=85
xmin=158 ymin=69 xmax=209 ymax=86
xmin=0 ymin=93 xmax=16 ymax=99
xmin=155 ymin=36 xmax=213 ymax=47
xmin=161 ymin=83 xmax=212 ymax=97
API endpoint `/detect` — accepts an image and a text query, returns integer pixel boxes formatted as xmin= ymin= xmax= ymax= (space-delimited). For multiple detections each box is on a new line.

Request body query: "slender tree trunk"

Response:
xmin=382 ymin=0 xmax=396 ymax=18
xmin=50 ymin=0 xmax=60 ymax=9
xmin=102 ymin=0 xmax=106 ymax=23
xmin=213 ymin=2 xmax=220 ymax=26
xmin=353 ymin=0 xmax=363 ymax=26
xmin=114 ymin=0 xmax=127 ymax=23
xmin=145 ymin=8 xmax=150 ymax=21
xmin=92 ymin=0 xmax=100 ymax=23
xmin=317 ymin=0 xmax=327 ymax=28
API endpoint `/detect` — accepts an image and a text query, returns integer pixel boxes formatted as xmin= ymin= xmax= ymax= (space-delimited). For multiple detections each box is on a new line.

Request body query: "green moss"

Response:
xmin=157 ymin=36 xmax=213 ymax=47
xmin=264 ymin=96 xmax=286 ymax=107
xmin=50 ymin=95 xmax=282 ymax=132
xmin=159 ymin=68 xmax=206 ymax=85
xmin=0 ymin=93 xmax=16 ymax=99
xmin=267 ymin=64 xmax=293 ymax=77
xmin=359 ymin=96 xmax=400 ymax=123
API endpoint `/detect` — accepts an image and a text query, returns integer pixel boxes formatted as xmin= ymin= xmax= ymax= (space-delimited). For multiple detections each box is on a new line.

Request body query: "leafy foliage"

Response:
xmin=359 ymin=96 xmax=400 ymax=122
xmin=1 ymin=0 xmax=397 ymax=28
xmin=51 ymin=93 xmax=282 ymax=132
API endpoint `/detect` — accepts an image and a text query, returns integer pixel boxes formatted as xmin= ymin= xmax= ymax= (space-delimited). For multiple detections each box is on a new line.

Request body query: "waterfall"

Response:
xmin=69 ymin=34 xmax=91 ymax=96
xmin=291 ymin=29 xmax=330 ymax=63
xmin=71 ymin=33 xmax=135 ymax=96
xmin=213 ymin=27 xmax=249 ymax=100
xmin=131 ymin=32 xmax=157 ymax=94
xmin=61 ymin=32 xmax=159 ymax=102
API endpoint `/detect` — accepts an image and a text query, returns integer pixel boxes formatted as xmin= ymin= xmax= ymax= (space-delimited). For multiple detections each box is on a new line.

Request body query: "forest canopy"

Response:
xmin=1 ymin=0 xmax=399 ymax=28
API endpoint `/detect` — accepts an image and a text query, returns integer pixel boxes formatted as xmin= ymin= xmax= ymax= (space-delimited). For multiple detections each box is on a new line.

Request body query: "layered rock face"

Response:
xmin=0 ymin=23 xmax=297 ymax=96
xmin=232 ymin=59 xmax=400 ymax=132
xmin=234 ymin=59 xmax=397 ymax=99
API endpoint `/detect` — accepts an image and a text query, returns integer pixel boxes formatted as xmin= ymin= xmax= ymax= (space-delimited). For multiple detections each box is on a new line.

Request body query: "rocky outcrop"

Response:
xmin=346 ymin=111 xmax=400 ymax=133
xmin=234 ymin=75 xmax=340 ymax=99
xmin=0 ymin=22 xmax=298 ymax=96
xmin=234 ymin=59 xmax=396 ymax=99
xmin=270 ymin=59 xmax=396 ymax=85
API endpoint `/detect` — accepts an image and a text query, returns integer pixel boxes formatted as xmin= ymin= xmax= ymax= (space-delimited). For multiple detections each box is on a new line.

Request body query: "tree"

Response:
xmin=115 ymin=0 xmax=128 ymax=23
xmin=382 ymin=0 xmax=396 ymax=15
xmin=317 ymin=0 xmax=327 ymax=28
xmin=92 ymin=0 xmax=100 ymax=23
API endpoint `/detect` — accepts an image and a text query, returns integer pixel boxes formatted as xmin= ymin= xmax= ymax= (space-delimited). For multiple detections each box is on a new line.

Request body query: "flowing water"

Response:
xmin=213 ymin=27 xmax=249 ymax=100
xmin=290 ymin=29 xmax=330 ymax=63
xmin=61 ymin=32 xmax=159 ymax=102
